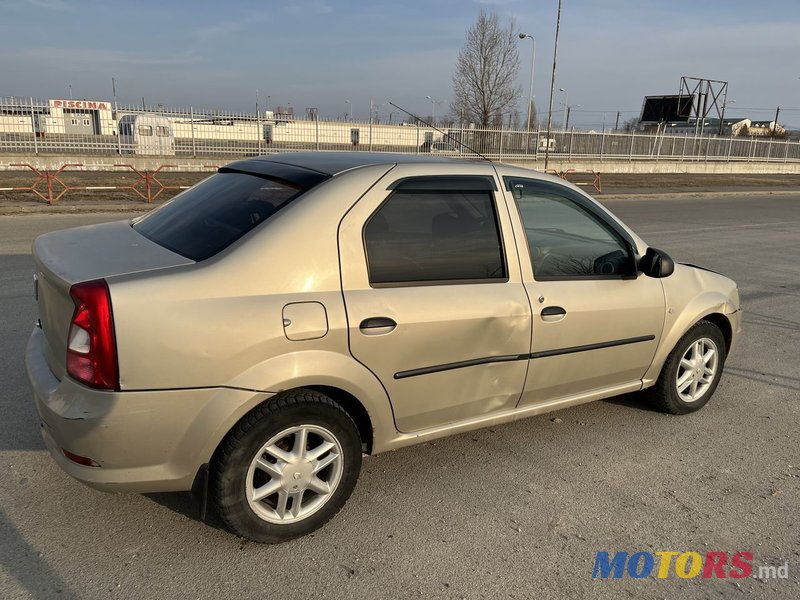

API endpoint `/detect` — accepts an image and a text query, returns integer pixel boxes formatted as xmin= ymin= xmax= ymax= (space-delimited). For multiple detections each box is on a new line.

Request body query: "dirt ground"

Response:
xmin=0 ymin=169 xmax=798 ymax=214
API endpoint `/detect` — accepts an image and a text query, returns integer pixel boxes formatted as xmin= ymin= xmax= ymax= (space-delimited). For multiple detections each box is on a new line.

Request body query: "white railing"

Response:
xmin=2 ymin=96 xmax=799 ymax=163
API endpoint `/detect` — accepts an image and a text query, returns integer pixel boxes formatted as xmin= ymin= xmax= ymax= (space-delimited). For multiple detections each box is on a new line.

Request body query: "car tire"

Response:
xmin=648 ymin=320 xmax=727 ymax=415
xmin=211 ymin=389 xmax=362 ymax=543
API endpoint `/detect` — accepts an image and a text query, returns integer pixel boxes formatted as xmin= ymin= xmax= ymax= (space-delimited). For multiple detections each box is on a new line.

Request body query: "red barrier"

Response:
xmin=544 ymin=168 xmax=602 ymax=194
xmin=1 ymin=164 xmax=218 ymax=204
xmin=114 ymin=164 xmax=219 ymax=203
xmin=7 ymin=163 xmax=83 ymax=205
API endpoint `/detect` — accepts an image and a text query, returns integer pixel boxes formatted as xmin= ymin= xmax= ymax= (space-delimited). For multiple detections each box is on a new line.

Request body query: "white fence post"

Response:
xmin=257 ymin=109 xmax=262 ymax=155
xmin=599 ymin=127 xmax=605 ymax=161
xmin=629 ymin=130 xmax=635 ymax=161
xmin=190 ymin=106 xmax=196 ymax=158
xmin=568 ymin=128 xmax=574 ymax=160
xmin=498 ymin=126 xmax=504 ymax=161
xmin=30 ymin=97 xmax=38 ymax=155
xmin=115 ymin=101 xmax=122 ymax=155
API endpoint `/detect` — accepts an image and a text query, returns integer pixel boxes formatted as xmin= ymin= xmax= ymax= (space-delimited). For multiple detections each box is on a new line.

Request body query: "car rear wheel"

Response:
xmin=648 ymin=320 xmax=727 ymax=415
xmin=211 ymin=389 xmax=362 ymax=543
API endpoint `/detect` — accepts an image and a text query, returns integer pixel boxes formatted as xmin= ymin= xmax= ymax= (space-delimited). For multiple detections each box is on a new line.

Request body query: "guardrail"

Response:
xmin=547 ymin=168 xmax=603 ymax=193
xmin=0 ymin=163 xmax=218 ymax=205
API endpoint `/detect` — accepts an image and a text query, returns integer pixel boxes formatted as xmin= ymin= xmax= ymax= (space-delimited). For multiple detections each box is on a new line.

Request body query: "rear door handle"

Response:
xmin=540 ymin=306 xmax=566 ymax=322
xmin=359 ymin=317 xmax=397 ymax=335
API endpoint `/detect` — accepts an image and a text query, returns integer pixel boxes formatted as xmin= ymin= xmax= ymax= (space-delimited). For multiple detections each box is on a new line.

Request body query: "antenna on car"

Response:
xmin=388 ymin=102 xmax=490 ymax=162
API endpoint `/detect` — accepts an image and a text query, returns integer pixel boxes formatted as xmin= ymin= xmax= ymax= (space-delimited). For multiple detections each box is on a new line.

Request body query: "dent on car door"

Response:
xmin=338 ymin=168 xmax=532 ymax=433
xmin=503 ymin=177 xmax=666 ymax=406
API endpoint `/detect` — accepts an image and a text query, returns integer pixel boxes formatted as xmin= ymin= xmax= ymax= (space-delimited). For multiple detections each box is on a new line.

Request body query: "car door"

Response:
xmin=338 ymin=163 xmax=532 ymax=433
xmin=501 ymin=176 xmax=666 ymax=406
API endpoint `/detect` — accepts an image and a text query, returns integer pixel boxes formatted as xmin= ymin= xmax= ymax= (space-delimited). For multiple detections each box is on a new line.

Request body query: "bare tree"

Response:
xmin=621 ymin=117 xmax=640 ymax=132
xmin=451 ymin=10 xmax=522 ymax=128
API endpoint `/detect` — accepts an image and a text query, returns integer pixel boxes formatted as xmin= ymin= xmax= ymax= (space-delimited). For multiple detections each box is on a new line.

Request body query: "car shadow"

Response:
xmin=143 ymin=490 xmax=229 ymax=533
xmin=601 ymin=390 xmax=663 ymax=413
xmin=0 ymin=506 xmax=79 ymax=599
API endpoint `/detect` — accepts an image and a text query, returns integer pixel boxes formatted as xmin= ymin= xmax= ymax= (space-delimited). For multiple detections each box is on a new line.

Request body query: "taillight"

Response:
xmin=66 ymin=279 xmax=119 ymax=390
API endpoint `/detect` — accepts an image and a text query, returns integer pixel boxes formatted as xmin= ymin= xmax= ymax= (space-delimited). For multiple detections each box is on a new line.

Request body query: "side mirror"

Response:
xmin=640 ymin=247 xmax=675 ymax=278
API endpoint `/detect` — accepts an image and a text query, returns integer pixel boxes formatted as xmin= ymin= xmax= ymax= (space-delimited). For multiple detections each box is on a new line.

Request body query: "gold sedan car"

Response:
xmin=26 ymin=153 xmax=741 ymax=542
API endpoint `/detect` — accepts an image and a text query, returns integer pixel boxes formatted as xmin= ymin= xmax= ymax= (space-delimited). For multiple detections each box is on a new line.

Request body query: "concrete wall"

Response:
xmin=2 ymin=153 xmax=800 ymax=174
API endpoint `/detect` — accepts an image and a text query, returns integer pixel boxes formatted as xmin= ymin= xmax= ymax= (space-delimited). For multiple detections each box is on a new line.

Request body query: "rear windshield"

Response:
xmin=133 ymin=173 xmax=304 ymax=261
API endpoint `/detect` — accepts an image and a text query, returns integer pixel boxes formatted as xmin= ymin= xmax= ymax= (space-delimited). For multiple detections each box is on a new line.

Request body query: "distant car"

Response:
xmin=26 ymin=152 xmax=741 ymax=543
xmin=429 ymin=140 xmax=460 ymax=155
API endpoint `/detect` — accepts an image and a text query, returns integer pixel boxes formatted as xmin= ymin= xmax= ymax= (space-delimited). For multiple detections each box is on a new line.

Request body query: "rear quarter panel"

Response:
xmin=108 ymin=164 xmax=395 ymax=392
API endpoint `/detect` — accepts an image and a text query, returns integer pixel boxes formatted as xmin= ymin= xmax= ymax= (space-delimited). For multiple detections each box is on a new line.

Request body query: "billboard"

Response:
xmin=640 ymin=95 xmax=694 ymax=123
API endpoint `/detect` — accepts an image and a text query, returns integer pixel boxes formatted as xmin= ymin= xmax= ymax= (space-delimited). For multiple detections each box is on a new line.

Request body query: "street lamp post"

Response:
xmin=719 ymin=98 xmax=735 ymax=135
xmin=518 ymin=33 xmax=536 ymax=133
xmin=426 ymin=95 xmax=442 ymax=124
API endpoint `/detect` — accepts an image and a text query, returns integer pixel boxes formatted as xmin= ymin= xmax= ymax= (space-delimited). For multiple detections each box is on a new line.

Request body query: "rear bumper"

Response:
xmin=25 ymin=327 xmax=270 ymax=493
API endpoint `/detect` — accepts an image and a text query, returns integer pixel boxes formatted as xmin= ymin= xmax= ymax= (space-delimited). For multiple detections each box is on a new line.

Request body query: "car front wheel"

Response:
xmin=648 ymin=320 xmax=727 ymax=415
xmin=211 ymin=390 xmax=362 ymax=543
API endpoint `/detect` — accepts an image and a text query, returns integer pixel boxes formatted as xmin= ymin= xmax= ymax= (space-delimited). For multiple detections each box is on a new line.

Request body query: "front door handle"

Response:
xmin=359 ymin=317 xmax=397 ymax=335
xmin=540 ymin=306 xmax=566 ymax=322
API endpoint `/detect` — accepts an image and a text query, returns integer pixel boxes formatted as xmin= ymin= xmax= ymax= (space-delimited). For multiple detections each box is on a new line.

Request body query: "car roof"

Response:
xmin=224 ymin=151 xmax=487 ymax=178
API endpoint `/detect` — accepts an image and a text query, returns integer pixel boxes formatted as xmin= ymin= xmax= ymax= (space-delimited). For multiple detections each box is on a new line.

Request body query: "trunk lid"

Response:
xmin=33 ymin=220 xmax=194 ymax=380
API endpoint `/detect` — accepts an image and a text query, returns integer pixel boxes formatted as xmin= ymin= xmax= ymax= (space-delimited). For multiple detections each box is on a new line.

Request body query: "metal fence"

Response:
xmin=2 ymin=96 xmax=799 ymax=163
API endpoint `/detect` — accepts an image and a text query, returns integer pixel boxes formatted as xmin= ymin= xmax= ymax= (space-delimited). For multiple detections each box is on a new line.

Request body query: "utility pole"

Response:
xmin=518 ymin=33 xmax=536 ymax=134
xmin=544 ymin=0 xmax=562 ymax=170
xmin=772 ymin=106 xmax=781 ymax=138
xmin=615 ymin=111 xmax=620 ymax=131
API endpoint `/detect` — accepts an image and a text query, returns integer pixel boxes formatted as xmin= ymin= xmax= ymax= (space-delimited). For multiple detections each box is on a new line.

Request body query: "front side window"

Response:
xmin=138 ymin=125 xmax=153 ymax=136
xmin=156 ymin=126 xmax=170 ymax=137
xmin=507 ymin=178 xmax=634 ymax=279
xmin=364 ymin=179 xmax=506 ymax=285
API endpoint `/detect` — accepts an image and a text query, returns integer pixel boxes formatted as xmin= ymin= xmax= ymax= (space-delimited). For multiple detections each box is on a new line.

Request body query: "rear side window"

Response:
xmin=133 ymin=173 xmax=302 ymax=261
xmin=364 ymin=184 xmax=506 ymax=285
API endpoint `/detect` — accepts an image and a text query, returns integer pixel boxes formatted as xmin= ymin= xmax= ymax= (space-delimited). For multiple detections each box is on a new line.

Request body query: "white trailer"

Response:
xmin=118 ymin=114 xmax=175 ymax=155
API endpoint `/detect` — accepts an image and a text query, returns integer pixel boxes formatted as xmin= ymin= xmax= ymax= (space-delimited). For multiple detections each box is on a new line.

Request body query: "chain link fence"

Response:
xmin=2 ymin=96 xmax=799 ymax=163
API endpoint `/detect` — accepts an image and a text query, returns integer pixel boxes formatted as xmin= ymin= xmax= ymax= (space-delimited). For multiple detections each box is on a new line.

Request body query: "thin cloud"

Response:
xmin=24 ymin=0 xmax=72 ymax=10
xmin=193 ymin=21 xmax=245 ymax=39
xmin=15 ymin=47 xmax=202 ymax=67
xmin=284 ymin=0 xmax=333 ymax=16
xmin=192 ymin=11 xmax=269 ymax=39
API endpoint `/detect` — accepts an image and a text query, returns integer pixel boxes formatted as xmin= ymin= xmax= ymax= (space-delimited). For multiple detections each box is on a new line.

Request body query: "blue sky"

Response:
xmin=1 ymin=0 xmax=799 ymax=128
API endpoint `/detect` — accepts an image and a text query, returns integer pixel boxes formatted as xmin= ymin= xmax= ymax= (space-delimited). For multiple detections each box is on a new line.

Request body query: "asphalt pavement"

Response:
xmin=0 ymin=194 xmax=798 ymax=599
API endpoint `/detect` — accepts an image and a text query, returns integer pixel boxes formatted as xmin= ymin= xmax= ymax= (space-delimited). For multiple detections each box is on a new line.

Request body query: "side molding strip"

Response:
xmin=393 ymin=335 xmax=656 ymax=380
xmin=394 ymin=354 xmax=527 ymax=380
xmin=529 ymin=335 xmax=656 ymax=359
